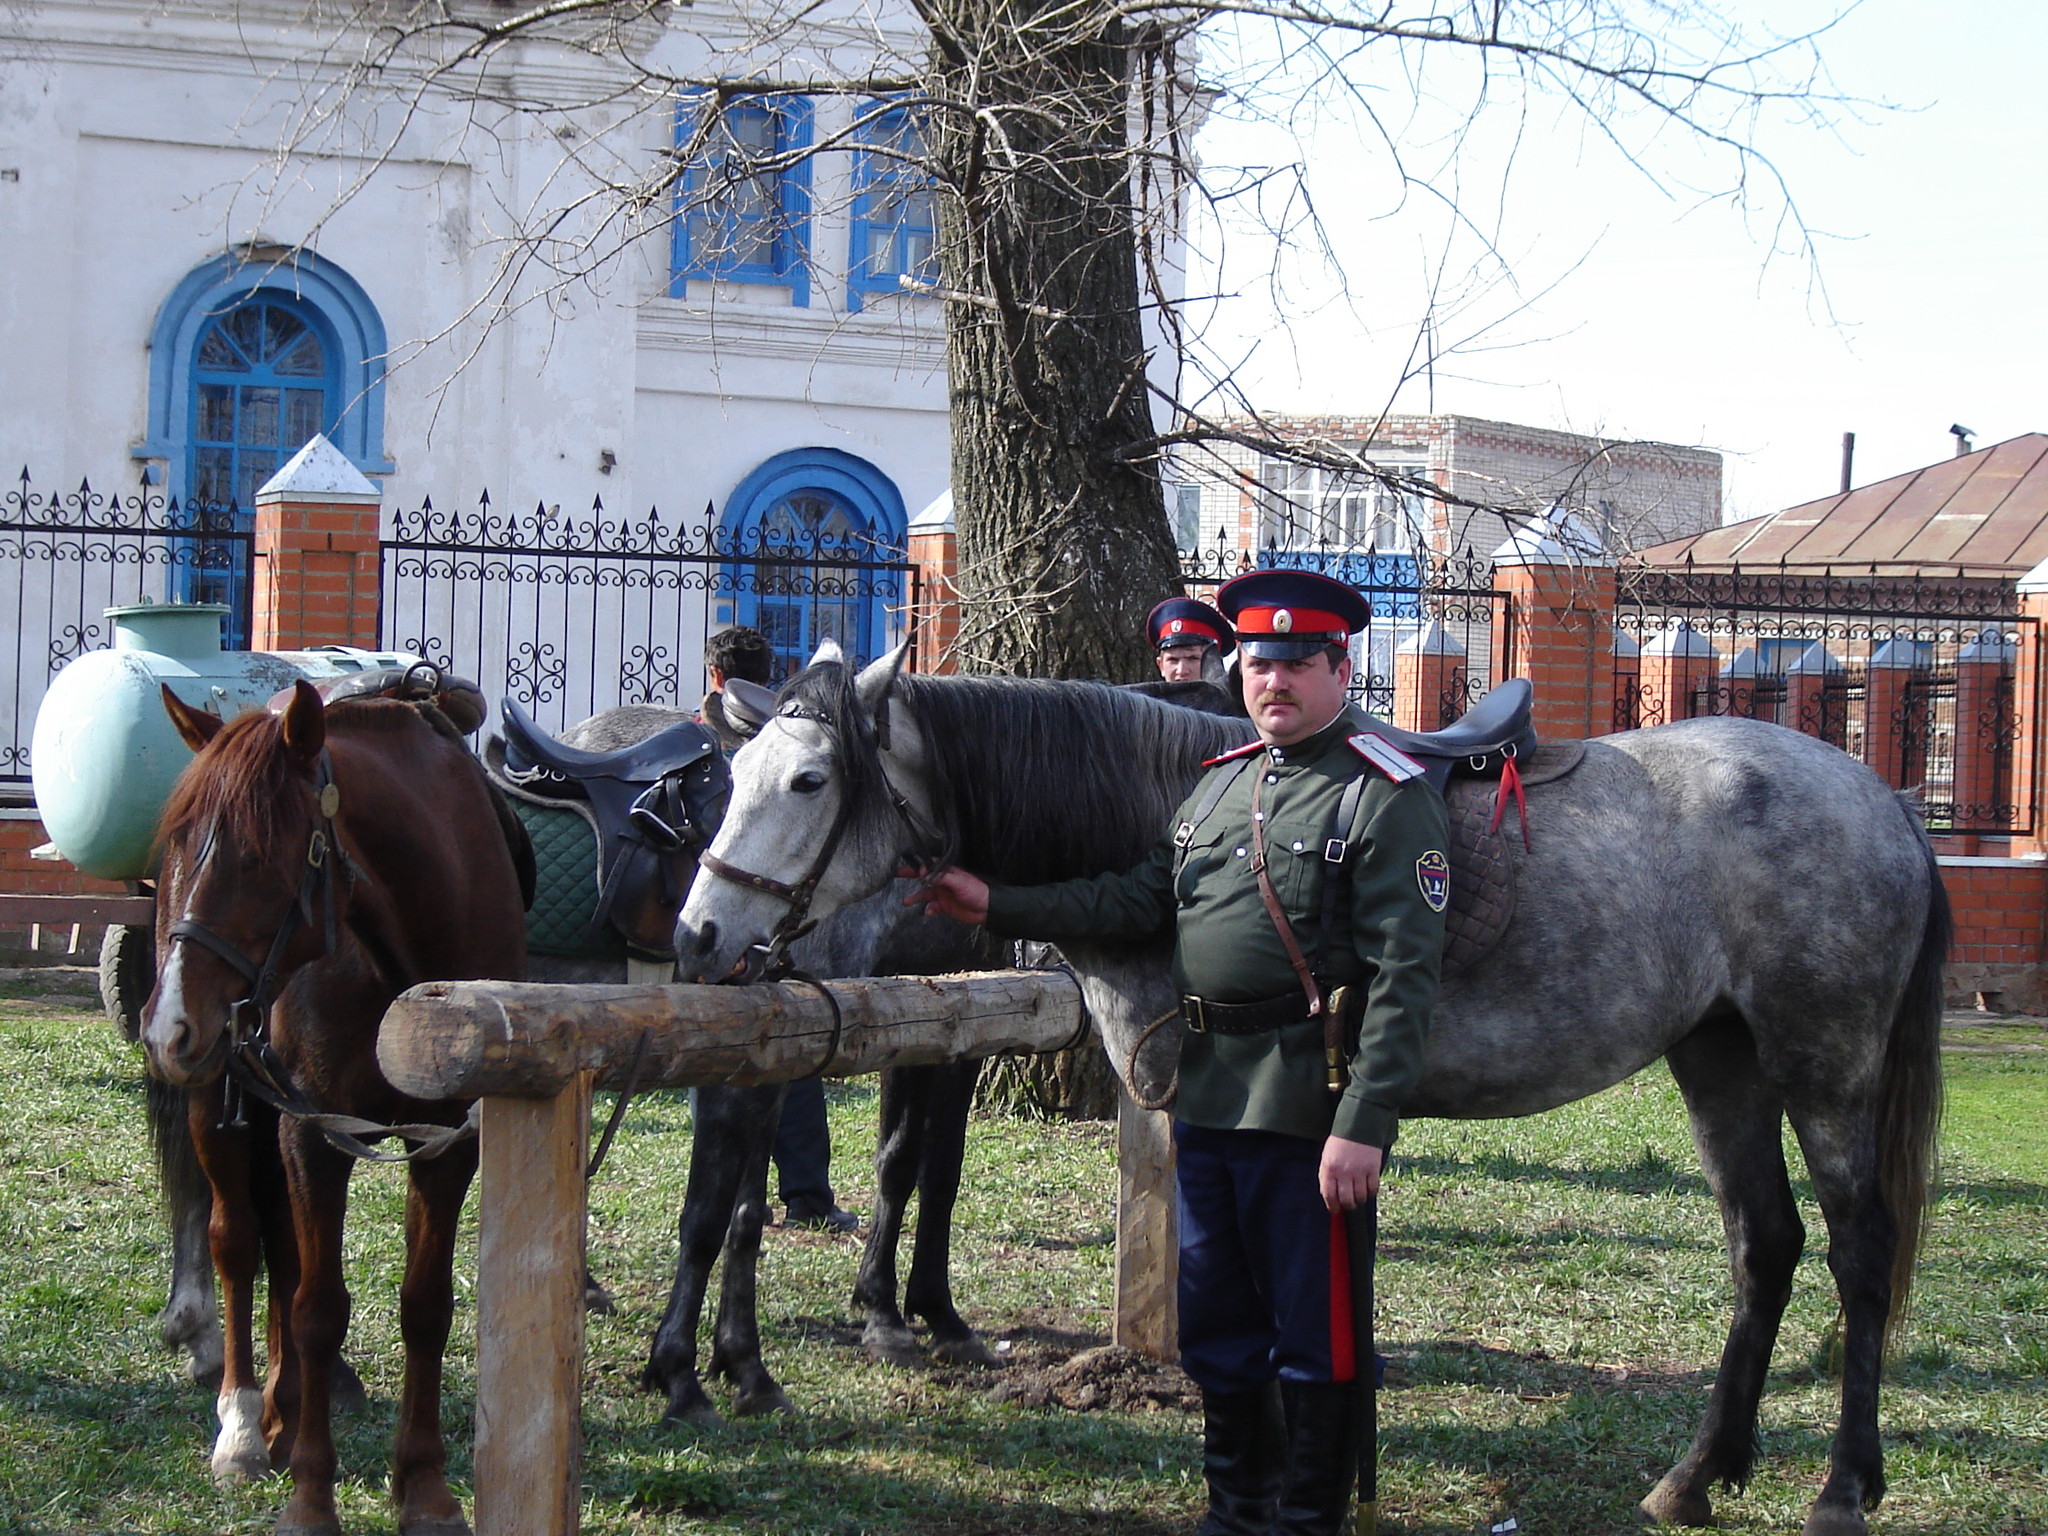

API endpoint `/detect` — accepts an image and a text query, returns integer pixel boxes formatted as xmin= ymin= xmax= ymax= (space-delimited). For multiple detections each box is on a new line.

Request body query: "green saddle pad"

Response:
xmin=511 ymin=798 xmax=626 ymax=959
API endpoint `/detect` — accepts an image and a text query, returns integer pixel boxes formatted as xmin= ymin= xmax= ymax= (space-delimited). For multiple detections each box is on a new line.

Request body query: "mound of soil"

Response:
xmin=984 ymin=1344 xmax=1199 ymax=1414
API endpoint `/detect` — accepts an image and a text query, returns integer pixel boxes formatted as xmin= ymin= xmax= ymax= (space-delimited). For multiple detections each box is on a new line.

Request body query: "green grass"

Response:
xmin=0 ymin=995 xmax=2042 ymax=1534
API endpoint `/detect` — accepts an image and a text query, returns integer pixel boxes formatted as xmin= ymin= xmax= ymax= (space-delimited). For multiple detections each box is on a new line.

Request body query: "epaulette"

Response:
xmin=1202 ymin=739 xmax=1264 ymax=768
xmin=1345 ymin=732 xmax=1425 ymax=783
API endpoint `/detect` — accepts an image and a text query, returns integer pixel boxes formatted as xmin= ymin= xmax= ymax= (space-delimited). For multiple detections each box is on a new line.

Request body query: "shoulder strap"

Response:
xmin=1313 ymin=760 xmax=1379 ymax=977
xmin=1173 ymin=753 xmax=1254 ymax=851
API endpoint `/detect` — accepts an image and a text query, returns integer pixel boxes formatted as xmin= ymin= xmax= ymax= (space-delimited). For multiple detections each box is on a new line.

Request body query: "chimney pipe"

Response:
xmin=1839 ymin=432 xmax=1855 ymax=494
xmin=1951 ymin=424 xmax=1976 ymax=458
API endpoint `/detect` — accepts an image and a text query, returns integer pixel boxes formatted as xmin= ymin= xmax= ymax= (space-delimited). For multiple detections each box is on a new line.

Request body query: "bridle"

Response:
xmin=696 ymin=692 xmax=944 ymax=978
xmin=166 ymin=749 xmax=472 ymax=1163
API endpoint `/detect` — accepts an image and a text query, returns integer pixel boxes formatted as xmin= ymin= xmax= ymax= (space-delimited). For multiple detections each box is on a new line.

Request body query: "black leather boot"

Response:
xmin=1274 ymin=1380 xmax=1359 ymax=1536
xmin=1194 ymin=1383 xmax=1284 ymax=1536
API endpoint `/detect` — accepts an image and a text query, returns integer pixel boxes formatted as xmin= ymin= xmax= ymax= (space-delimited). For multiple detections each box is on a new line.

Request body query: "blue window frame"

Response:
xmin=848 ymin=105 xmax=938 ymax=312
xmin=670 ymin=94 xmax=812 ymax=304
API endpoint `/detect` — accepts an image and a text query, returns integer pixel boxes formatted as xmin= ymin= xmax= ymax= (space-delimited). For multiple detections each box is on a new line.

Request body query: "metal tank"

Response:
xmin=31 ymin=602 xmax=423 ymax=880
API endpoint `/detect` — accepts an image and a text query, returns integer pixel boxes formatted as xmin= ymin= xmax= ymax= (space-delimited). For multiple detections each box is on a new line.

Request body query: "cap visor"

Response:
xmin=1238 ymin=637 xmax=1343 ymax=660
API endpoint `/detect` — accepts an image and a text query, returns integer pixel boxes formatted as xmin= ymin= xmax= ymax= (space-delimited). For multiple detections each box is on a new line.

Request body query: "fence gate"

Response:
xmin=0 ymin=469 xmax=253 ymax=791
xmin=378 ymin=496 xmax=920 ymax=735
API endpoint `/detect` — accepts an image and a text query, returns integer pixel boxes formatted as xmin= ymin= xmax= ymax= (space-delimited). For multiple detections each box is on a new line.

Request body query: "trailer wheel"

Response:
xmin=100 ymin=923 xmax=155 ymax=1042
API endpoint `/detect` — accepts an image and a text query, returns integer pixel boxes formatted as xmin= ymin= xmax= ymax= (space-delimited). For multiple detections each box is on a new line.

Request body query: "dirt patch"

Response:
xmin=978 ymin=1343 xmax=1199 ymax=1414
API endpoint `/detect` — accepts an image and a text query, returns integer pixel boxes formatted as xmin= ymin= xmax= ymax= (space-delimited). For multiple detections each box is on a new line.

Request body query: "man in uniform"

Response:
xmin=1150 ymin=595 xmax=1235 ymax=682
xmin=910 ymin=570 xmax=1449 ymax=1535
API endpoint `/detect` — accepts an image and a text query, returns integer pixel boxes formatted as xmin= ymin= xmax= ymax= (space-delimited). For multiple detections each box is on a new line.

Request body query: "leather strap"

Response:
xmin=1249 ymin=770 xmax=1323 ymax=1020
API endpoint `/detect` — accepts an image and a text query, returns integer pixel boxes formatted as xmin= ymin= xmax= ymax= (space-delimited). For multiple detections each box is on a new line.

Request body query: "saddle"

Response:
xmin=1348 ymin=677 xmax=1539 ymax=796
xmin=487 ymin=700 xmax=729 ymax=959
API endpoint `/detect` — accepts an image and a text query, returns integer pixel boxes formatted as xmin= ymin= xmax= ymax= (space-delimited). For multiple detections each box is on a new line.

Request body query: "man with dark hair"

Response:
xmin=910 ymin=569 xmax=1447 ymax=1535
xmin=700 ymin=626 xmax=858 ymax=1234
xmin=1148 ymin=596 xmax=1235 ymax=684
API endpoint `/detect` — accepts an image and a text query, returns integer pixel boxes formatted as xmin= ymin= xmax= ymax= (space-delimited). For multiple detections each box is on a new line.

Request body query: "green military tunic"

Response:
xmin=984 ymin=707 xmax=1448 ymax=1150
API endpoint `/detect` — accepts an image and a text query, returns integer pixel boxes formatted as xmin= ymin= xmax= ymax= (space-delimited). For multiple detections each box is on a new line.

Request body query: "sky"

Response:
xmin=1183 ymin=0 xmax=2048 ymax=527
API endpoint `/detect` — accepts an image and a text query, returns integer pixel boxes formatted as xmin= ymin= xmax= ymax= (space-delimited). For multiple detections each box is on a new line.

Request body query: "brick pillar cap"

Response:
xmin=2019 ymin=555 xmax=2048 ymax=593
xmin=1784 ymin=641 xmax=1840 ymax=675
xmin=1396 ymin=618 xmax=1467 ymax=656
xmin=910 ymin=489 xmax=955 ymax=533
xmin=1491 ymin=506 xmax=1612 ymax=568
xmin=255 ymin=433 xmax=380 ymax=505
xmin=1640 ymin=621 xmax=1716 ymax=659
xmin=1958 ymin=627 xmax=2017 ymax=662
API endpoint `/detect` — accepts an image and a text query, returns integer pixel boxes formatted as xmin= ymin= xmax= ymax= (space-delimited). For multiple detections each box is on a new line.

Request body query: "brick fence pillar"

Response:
xmin=1784 ymin=642 xmax=1844 ymax=746
xmin=906 ymin=493 xmax=960 ymax=673
xmin=1861 ymin=637 xmax=1918 ymax=790
xmin=1637 ymin=621 xmax=1718 ymax=727
xmin=1490 ymin=513 xmax=1616 ymax=740
xmin=1394 ymin=620 xmax=1468 ymax=729
xmin=251 ymin=434 xmax=382 ymax=652
xmin=2008 ymin=564 xmax=2048 ymax=858
xmin=1953 ymin=627 xmax=2018 ymax=845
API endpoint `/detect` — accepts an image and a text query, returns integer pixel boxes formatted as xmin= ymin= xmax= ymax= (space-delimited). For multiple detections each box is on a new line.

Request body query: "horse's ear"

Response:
xmin=278 ymin=679 xmax=326 ymax=765
xmin=855 ymin=639 xmax=912 ymax=725
xmin=1203 ymin=647 xmax=1230 ymax=690
xmin=161 ymin=685 xmax=224 ymax=753
xmin=808 ymin=637 xmax=846 ymax=669
xmin=723 ymin=677 xmax=777 ymax=736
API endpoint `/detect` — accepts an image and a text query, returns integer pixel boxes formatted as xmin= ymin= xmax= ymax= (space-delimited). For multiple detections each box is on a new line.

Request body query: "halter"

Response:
xmin=697 ymin=694 xmax=944 ymax=977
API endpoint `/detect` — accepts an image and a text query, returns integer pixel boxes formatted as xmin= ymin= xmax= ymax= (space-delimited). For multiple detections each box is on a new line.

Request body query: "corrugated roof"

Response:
xmin=1635 ymin=434 xmax=2048 ymax=578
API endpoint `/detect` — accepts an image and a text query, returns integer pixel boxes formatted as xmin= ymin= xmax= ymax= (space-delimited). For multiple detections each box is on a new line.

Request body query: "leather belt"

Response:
xmin=1180 ymin=992 xmax=1315 ymax=1035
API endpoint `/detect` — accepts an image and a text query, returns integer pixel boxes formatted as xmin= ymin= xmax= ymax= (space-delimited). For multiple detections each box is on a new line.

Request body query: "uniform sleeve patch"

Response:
xmin=1415 ymin=849 xmax=1450 ymax=912
xmin=1347 ymin=732 xmax=1425 ymax=782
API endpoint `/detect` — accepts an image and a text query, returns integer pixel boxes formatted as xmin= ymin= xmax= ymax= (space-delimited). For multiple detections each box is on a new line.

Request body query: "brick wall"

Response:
xmin=1939 ymin=858 xmax=2048 ymax=1012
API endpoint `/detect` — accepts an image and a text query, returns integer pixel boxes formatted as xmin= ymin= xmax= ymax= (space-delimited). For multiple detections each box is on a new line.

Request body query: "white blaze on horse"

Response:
xmin=676 ymin=644 xmax=1947 ymax=1536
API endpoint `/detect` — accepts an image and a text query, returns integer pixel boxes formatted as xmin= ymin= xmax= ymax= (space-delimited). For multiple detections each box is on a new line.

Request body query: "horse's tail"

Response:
xmin=146 ymin=1072 xmax=209 ymax=1229
xmin=1876 ymin=801 xmax=1950 ymax=1340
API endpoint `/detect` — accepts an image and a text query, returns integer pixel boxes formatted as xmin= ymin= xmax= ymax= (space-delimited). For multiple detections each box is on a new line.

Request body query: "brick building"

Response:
xmin=1171 ymin=413 xmax=1722 ymax=559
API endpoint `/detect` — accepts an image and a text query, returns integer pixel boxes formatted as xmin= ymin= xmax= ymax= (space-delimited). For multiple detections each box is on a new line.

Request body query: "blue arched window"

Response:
xmin=140 ymin=251 xmax=388 ymax=644
xmin=721 ymin=449 xmax=908 ymax=677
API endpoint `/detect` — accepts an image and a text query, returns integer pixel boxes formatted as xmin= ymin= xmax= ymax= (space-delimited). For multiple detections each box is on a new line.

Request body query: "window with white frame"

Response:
xmin=1257 ymin=459 xmax=1426 ymax=553
xmin=848 ymin=105 xmax=939 ymax=312
xmin=671 ymin=94 xmax=812 ymax=303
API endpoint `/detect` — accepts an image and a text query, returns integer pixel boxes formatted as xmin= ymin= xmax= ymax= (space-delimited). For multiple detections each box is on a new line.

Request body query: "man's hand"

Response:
xmin=1318 ymin=1135 xmax=1383 ymax=1211
xmin=901 ymin=865 xmax=991 ymax=925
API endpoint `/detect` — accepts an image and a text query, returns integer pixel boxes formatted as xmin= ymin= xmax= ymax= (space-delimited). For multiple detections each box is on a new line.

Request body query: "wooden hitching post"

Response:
xmin=1113 ymin=1091 xmax=1178 ymax=1361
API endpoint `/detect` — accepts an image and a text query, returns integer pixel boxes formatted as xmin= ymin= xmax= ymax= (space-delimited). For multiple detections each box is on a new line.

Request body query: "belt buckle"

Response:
xmin=1183 ymin=995 xmax=1208 ymax=1033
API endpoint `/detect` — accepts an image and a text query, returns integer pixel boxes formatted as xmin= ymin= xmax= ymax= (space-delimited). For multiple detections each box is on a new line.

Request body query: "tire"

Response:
xmin=100 ymin=922 xmax=155 ymax=1042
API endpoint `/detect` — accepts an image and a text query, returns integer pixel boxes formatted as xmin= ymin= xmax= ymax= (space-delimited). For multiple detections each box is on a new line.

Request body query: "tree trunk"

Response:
xmin=927 ymin=0 xmax=1185 ymax=683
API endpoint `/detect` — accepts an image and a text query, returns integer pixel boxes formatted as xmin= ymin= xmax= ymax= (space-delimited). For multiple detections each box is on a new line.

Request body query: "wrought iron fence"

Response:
xmin=1616 ymin=560 xmax=2032 ymax=837
xmin=0 ymin=468 xmax=254 ymax=789
xmin=1179 ymin=535 xmax=1510 ymax=722
xmin=379 ymin=494 xmax=919 ymax=735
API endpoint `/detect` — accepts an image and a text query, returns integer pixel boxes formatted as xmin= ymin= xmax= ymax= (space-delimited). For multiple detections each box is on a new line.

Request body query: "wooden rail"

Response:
xmin=377 ymin=969 xmax=1103 ymax=1536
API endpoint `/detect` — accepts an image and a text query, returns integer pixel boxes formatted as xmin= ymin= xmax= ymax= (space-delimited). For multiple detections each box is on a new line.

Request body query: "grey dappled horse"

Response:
xmin=674 ymin=647 xmax=1948 ymax=1536
xmin=545 ymin=702 xmax=1004 ymax=1426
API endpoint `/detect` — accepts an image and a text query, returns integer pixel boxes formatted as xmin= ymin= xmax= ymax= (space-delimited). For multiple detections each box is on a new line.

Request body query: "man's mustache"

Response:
xmin=1255 ymin=691 xmax=1299 ymax=708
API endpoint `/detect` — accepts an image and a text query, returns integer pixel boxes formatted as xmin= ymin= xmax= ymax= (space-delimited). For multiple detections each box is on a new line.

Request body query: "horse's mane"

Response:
xmin=156 ymin=698 xmax=427 ymax=859
xmin=778 ymin=663 xmax=1254 ymax=885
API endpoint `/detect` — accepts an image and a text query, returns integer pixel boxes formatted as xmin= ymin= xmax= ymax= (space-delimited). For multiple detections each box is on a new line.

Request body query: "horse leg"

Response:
xmin=151 ymin=1074 xmax=225 ymax=1388
xmin=391 ymin=1136 xmax=479 ymax=1536
xmin=274 ymin=1123 xmax=354 ymax=1536
xmin=186 ymin=1086 xmax=273 ymax=1485
xmin=1643 ymin=1011 xmax=1805 ymax=1528
xmin=644 ymin=1086 xmax=757 ymax=1426
xmin=706 ymin=1085 xmax=789 ymax=1416
xmin=904 ymin=1061 xmax=996 ymax=1368
xmin=853 ymin=1066 xmax=924 ymax=1367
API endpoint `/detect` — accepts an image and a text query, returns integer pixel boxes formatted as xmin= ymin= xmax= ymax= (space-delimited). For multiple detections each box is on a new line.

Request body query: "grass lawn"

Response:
xmin=0 ymin=983 xmax=2041 ymax=1535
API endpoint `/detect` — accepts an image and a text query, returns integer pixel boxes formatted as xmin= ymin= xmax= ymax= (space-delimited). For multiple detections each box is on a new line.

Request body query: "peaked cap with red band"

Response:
xmin=1216 ymin=569 xmax=1372 ymax=659
xmin=1146 ymin=596 xmax=1235 ymax=656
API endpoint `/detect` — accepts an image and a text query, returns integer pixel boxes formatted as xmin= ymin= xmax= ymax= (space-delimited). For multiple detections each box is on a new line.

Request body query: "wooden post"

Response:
xmin=475 ymin=1076 xmax=591 ymax=1536
xmin=1112 ymin=1092 xmax=1177 ymax=1362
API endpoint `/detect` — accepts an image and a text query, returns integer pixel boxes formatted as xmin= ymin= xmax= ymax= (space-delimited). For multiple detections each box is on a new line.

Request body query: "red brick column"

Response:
xmin=1952 ymin=629 xmax=2016 ymax=843
xmin=1394 ymin=621 xmax=1468 ymax=729
xmin=1861 ymin=639 xmax=1917 ymax=790
xmin=1783 ymin=643 xmax=1842 ymax=745
xmin=250 ymin=435 xmax=382 ymax=651
xmin=2009 ymin=580 xmax=2048 ymax=858
xmin=1492 ymin=539 xmax=1617 ymax=740
xmin=907 ymin=525 xmax=961 ymax=673
xmin=1636 ymin=623 xmax=1718 ymax=727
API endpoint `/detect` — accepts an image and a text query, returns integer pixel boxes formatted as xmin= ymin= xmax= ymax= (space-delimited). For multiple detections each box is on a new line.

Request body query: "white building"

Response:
xmin=0 ymin=0 xmax=953 ymax=696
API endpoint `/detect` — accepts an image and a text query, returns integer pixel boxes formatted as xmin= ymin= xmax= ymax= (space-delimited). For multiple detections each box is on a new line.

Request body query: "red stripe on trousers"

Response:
xmin=1327 ymin=1207 xmax=1355 ymax=1383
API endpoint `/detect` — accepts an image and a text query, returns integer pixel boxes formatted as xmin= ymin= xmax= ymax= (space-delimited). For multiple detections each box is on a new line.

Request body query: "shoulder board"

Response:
xmin=1345 ymin=733 xmax=1425 ymax=783
xmin=1202 ymin=740 xmax=1265 ymax=768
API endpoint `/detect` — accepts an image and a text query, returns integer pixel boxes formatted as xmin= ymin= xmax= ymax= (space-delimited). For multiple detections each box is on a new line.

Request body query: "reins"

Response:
xmin=167 ymin=743 xmax=477 ymax=1165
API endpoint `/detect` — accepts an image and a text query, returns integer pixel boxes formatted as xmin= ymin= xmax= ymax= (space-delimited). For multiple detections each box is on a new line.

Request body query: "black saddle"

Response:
xmin=1349 ymin=678 xmax=1537 ymax=795
xmin=496 ymin=699 xmax=730 ymax=957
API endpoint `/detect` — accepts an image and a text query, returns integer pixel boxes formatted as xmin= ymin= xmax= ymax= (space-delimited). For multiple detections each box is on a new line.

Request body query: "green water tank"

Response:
xmin=30 ymin=602 xmax=423 ymax=880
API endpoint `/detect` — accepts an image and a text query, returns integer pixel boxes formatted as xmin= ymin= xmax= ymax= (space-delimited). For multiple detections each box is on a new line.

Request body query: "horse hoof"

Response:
xmin=929 ymin=1334 xmax=1000 ymax=1369
xmin=1639 ymin=1478 xmax=1713 ymax=1527
xmin=660 ymin=1400 xmax=726 ymax=1430
xmin=331 ymin=1358 xmax=370 ymax=1411
xmin=399 ymin=1518 xmax=472 ymax=1536
xmin=185 ymin=1345 xmax=225 ymax=1392
xmin=584 ymin=1275 xmax=618 ymax=1316
xmin=210 ymin=1445 xmax=272 ymax=1486
xmin=863 ymin=1322 xmax=922 ymax=1368
xmin=274 ymin=1519 xmax=343 ymax=1536
xmin=212 ymin=1388 xmax=271 ymax=1485
xmin=732 ymin=1384 xmax=794 ymax=1417
xmin=1800 ymin=1507 xmax=1869 ymax=1536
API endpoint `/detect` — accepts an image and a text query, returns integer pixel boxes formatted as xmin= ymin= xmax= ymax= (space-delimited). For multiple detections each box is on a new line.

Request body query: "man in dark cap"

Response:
xmin=911 ymin=568 xmax=1447 ymax=1535
xmin=1149 ymin=596 xmax=1235 ymax=683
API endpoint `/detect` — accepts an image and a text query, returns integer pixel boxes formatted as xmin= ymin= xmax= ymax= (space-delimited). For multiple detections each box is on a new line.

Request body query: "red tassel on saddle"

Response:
xmin=1488 ymin=751 xmax=1531 ymax=850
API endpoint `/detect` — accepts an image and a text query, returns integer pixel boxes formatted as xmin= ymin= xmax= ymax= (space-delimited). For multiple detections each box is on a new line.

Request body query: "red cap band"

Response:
xmin=1231 ymin=604 xmax=1348 ymax=637
xmin=1158 ymin=617 xmax=1223 ymax=646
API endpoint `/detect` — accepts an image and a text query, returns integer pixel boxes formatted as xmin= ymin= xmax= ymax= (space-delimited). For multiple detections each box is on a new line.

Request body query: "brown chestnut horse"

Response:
xmin=142 ymin=680 xmax=529 ymax=1536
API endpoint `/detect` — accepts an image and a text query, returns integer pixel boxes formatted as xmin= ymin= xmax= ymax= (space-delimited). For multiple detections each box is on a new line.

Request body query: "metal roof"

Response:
xmin=1633 ymin=434 xmax=2048 ymax=579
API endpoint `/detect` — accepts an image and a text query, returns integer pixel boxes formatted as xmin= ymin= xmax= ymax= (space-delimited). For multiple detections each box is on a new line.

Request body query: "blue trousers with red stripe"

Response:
xmin=1174 ymin=1122 xmax=1361 ymax=1394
